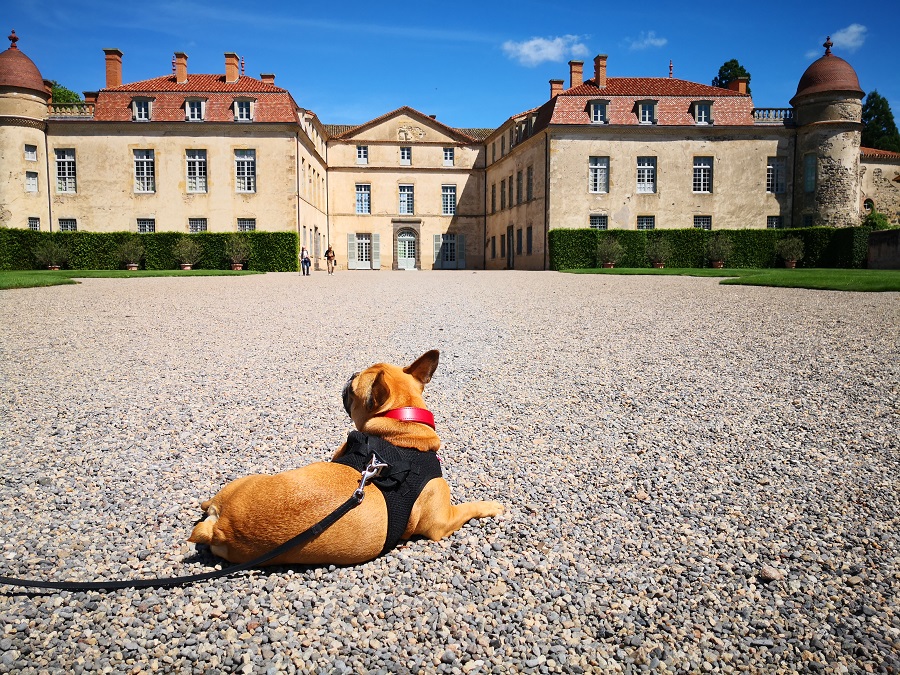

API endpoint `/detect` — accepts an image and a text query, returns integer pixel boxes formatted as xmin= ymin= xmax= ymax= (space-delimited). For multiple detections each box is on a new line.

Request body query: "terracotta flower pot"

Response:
xmin=48 ymin=265 xmax=60 ymax=271
xmin=653 ymin=262 xmax=665 ymax=269
xmin=711 ymin=261 xmax=724 ymax=269
xmin=125 ymin=263 xmax=138 ymax=271
xmin=231 ymin=263 xmax=243 ymax=271
xmin=784 ymin=260 xmax=797 ymax=269
xmin=180 ymin=264 xmax=192 ymax=270
xmin=602 ymin=262 xmax=615 ymax=269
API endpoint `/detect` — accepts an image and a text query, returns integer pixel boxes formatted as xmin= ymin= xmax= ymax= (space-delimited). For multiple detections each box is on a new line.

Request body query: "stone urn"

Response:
xmin=125 ymin=263 xmax=139 ymax=271
xmin=231 ymin=263 xmax=243 ymax=271
xmin=180 ymin=264 xmax=192 ymax=271
xmin=653 ymin=262 xmax=665 ymax=269
xmin=602 ymin=262 xmax=615 ymax=269
xmin=48 ymin=265 xmax=60 ymax=271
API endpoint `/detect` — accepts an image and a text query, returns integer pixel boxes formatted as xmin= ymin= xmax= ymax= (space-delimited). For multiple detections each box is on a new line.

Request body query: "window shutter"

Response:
xmin=433 ymin=235 xmax=443 ymax=269
xmin=456 ymin=234 xmax=466 ymax=269
xmin=371 ymin=233 xmax=380 ymax=270
xmin=347 ymin=233 xmax=357 ymax=270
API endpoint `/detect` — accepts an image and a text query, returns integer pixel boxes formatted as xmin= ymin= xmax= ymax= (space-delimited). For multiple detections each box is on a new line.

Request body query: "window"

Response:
xmin=443 ymin=147 xmax=454 ymax=166
xmin=24 ymin=144 xmax=37 ymax=161
xmin=526 ymin=166 xmax=534 ymax=201
xmin=693 ymin=157 xmax=713 ymax=193
xmin=526 ymin=226 xmax=533 ymax=255
xmin=186 ymin=99 xmax=205 ymax=121
xmin=492 ymin=142 xmax=496 ymax=163
xmin=694 ymin=215 xmax=712 ymax=230
xmin=590 ymin=100 xmax=608 ymax=124
xmin=357 ymin=145 xmax=368 ymax=165
xmin=133 ymin=98 xmax=151 ymax=121
xmin=58 ymin=218 xmax=77 ymax=232
xmin=439 ymin=233 xmax=458 ymax=265
xmin=400 ymin=147 xmax=411 ymax=166
xmin=235 ymin=149 xmax=256 ymax=193
xmin=508 ymin=176 xmax=513 ymax=209
xmin=356 ymin=184 xmax=371 ymax=214
xmin=637 ymin=216 xmax=655 ymax=230
xmin=442 ymin=185 xmax=456 ymax=215
xmin=767 ymin=216 xmax=783 ymax=229
xmin=399 ymin=185 xmax=414 ymax=215
xmin=638 ymin=101 xmax=657 ymax=124
xmin=234 ymin=100 xmax=252 ymax=122
xmin=863 ymin=199 xmax=874 ymax=213
xmin=589 ymin=214 xmax=608 ymax=230
xmin=804 ymin=154 xmax=816 ymax=193
xmin=491 ymin=236 xmax=496 ymax=259
xmin=693 ymin=102 xmax=712 ymax=125
xmin=186 ymin=149 xmax=207 ymax=193
xmin=516 ymin=228 xmax=523 ymax=255
xmin=767 ymin=157 xmax=786 ymax=194
xmin=500 ymin=233 xmax=506 ymax=258
xmin=237 ymin=218 xmax=256 ymax=232
xmin=589 ymin=156 xmax=609 ymax=193
xmin=516 ymin=171 xmax=523 ymax=205
xmin=55 ymin=149 xmax=76 ymax=193
xmin=134 ymin=149 xmax=155 ymax=193
xmin=356 ymin=233 xmax=372 ymax=263
xmin=28 ymin=217 xmax=40 ymax=231
xmin=137 ymin=218 xmax=156 ymax=233
xmin=803 ymin=215 xmax=814 ymax=227
xmin=637 ymin=157 xmax=656 ymax=194
xmin=491 ymin=184 xmax=496 ymax=213
xmin=500 ymin=137 xmax=505 ymax=156
xmin=500 ymin=179 xmax=506 ymax=210
xmin=25 ymin=171 xmax=38 ymax=192
xmin=188 ymin=217 xmax=207 ymax=233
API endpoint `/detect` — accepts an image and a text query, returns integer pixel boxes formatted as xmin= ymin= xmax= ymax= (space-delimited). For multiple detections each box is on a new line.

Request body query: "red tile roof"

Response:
xmin=860 ymin=147 xmax=900 ymax=160
xmin=104 ymin=73 xmax=287 ymax=93
xmin=568 ymin=77 xmax=747 ymax=98
xmin=325 ymin=106 xmax=480 ymax=143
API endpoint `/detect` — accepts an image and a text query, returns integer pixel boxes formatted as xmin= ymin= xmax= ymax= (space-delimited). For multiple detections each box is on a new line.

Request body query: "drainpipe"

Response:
xmin=543 ymin=130 xmax=550 ymax=271
xmin=295 ymin=135 xmax=302 ymax=271
xmin=43 ymin=127 xmax=52 ymax=231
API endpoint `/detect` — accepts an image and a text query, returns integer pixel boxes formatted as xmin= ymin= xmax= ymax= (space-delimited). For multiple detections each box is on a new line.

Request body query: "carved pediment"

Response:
xmin=398 ymin=125 xmax=426 ymax=141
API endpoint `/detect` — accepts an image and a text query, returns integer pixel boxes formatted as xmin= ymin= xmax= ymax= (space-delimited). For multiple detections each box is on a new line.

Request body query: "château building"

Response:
xmin=1 ymin=30 xmax=897 ymax=270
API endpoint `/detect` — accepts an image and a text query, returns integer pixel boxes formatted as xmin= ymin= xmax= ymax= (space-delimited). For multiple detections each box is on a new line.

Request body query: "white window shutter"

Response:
xmin=347 ymin=233 xmax=357 ymax=270
xmin=457 ymin=234 xmax=466 ymax=269
xmin=433 ymin=235 xmax=443 ymax=269
xmin=372 ymin=233 xmax=380 ymax=270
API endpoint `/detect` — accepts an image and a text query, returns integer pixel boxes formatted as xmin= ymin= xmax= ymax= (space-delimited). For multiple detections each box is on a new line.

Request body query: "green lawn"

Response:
xmin=562 ymin=267 xmax=900 ymax=292
xmin=0 ymin=269 xmax=262 ymax=290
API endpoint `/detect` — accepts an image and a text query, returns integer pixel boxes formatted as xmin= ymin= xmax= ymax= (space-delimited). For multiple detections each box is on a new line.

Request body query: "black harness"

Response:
xmin=333 ymin=431 xmax=442 ymax=555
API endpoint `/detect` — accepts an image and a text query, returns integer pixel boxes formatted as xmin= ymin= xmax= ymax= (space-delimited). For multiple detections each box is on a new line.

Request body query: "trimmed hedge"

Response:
xmin=0 ymin=230 xmax=299 ymax=272
xmin=549 ymin=226 xmax=874 ymax=270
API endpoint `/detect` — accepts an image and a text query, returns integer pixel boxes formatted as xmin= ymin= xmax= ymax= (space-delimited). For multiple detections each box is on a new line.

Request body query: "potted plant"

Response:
xmin=774 ymin=236 xmax=804 ymax=269
xmin=707 ymin=234 xmax=733 ymax=269
xmin=596 ymin=236 xmax=624 ymax=269
xmin=33 ymin=240 xmax=69 ymax=270
xmin=224 ymin=234 xmax=251 ymax=271
xmin=117 ymin=237 xmax=145 ymax=271
xmin=645 ymin=238 xmax=672 ymax=269
xmin=172 ymin=236 xmax=203 ymax=270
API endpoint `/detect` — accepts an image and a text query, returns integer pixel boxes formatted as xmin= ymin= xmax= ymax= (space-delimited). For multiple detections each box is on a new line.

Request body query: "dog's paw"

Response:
xmin=481 ymin=501 xmax=505 ymax=518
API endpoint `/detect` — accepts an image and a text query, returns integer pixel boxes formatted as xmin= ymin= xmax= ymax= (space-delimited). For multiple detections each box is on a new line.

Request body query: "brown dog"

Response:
xmin=188 ymin=350 xmax=504 ymax=565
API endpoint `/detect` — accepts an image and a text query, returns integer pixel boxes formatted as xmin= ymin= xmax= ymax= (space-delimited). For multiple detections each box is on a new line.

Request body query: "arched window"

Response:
xmin=863 ymin=199 xmax=874 ymax=213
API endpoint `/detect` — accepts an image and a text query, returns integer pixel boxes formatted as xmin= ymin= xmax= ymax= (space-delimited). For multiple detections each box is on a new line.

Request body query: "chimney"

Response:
xmin=260 ymin=73 xmax=275 ymax=85
xmin=593 ymin=54 xmax=608 ymax=89
xmin=549 ymin=79 xmax=564 ymax=99
xmin=174 ymin=52 xmax=188 ymax=84
xmin=568 ymin=60 xmax=583 ymax=89
xmin=83 ymin=91 xmax=98 ymax=104
xmin=225 ymin=52 xmax=240 ymax=83
xmin=727 ymin=76 xmax=749 ymax=95
xmin=103 ymin=48 xmax=123 ymax=88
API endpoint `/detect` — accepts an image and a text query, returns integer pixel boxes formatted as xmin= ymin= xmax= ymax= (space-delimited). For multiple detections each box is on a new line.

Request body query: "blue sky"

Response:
xmin=6 ymin=0 xmax=896 ymax=130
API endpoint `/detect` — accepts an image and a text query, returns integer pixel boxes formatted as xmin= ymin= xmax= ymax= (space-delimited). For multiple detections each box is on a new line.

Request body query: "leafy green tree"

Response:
xmin=861 ymin=91 xmax=900 ymax=152
xmin=711 ymin=59 xmax=751 ymax=96
xmin=49 ymin=80 xmax=81 ymax=104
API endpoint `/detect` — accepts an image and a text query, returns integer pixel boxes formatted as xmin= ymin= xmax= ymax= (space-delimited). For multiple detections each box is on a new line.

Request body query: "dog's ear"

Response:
xmin=404 ymin=350 xmax=440 ymax=386
xmin=366 ymin=370 xmax=391 ymax=411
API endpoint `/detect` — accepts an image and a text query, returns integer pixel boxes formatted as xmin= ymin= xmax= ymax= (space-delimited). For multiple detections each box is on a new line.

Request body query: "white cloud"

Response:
xmin=627 ymin=31 xmax=667 ymax=51
xmin=830 ymin=23 xmax=867 ymax=52
xmin=502 ymin=35 xmax=589 ymax=67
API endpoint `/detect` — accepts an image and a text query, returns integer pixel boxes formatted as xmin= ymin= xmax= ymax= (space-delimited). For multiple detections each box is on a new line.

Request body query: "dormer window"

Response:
xmin=637 ymin=100 xmax=657 ymax=125
xmin=693 ymin=101 xmax=713 ymax=125
xmin=234 ymin=99 xmax=254 ymax=122
xmin=132 ymin=98 xmax=153 ymax=122
xmin=185 ymin=98 xmax=206 ymax=122
xmin=589 ymin=100 xmax=609 ymax=124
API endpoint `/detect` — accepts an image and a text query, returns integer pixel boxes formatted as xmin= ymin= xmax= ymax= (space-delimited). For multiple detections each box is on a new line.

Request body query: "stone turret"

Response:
xmin=790 ymin=37 xmax=865 ymax=228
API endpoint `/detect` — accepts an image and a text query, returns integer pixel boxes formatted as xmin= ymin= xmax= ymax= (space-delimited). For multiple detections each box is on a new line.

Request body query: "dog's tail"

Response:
xmin=188 ymin=504 xmax=219 ymax=545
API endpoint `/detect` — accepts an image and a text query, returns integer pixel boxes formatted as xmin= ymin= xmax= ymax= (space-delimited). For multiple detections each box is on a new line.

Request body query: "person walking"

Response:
xmin=300 ymin=246 xmax=311 ymax=276
xmin=325 ymin=245 xmax=336 ymax=275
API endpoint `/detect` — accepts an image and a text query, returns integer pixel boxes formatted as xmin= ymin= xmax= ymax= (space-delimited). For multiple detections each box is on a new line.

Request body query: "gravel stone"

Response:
xmin=0 ymin=271 xmax=898 ymax=673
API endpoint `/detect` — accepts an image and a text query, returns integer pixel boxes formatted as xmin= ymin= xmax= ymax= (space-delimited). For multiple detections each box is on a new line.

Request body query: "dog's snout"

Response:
xmin=342 ymin=372 xmax=359 ymax=417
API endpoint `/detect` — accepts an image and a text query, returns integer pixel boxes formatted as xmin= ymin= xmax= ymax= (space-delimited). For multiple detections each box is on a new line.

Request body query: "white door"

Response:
xmin=397 ymin=230 xmax=416 ymax=270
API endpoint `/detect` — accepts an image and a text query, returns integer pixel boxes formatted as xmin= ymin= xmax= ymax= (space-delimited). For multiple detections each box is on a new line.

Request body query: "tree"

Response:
xmin=49 ymin=80 xmax=81 ymax=104
xmin=862 ymin=91 xmax=900 ymax=152
xmin=711 ymin=59 xmax=751 ymax=96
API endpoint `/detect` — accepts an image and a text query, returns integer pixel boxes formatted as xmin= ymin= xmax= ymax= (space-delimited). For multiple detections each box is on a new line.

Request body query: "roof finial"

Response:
xmin=8 ymin=29 xmax=19 ymax=50
xmin=240 ymin=56 xmax=245 ymax=76
xmin=669 ymin=59 xmax=673 ymax=78
xmin=824 ymin=36 xmax=833 ymax=55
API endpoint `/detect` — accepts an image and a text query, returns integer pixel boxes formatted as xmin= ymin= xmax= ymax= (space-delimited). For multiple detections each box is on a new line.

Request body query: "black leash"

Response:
xmin=0 ymin=453 xmax=389 ymax=593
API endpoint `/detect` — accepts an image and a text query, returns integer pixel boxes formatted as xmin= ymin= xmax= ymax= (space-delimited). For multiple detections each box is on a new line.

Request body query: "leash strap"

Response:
xmin=0 ymin=485 xmax=369 ymax=593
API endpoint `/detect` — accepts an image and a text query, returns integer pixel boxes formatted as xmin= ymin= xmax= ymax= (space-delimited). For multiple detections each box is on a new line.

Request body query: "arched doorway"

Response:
xmin=397 ymin=229 xmax=417 ymax=270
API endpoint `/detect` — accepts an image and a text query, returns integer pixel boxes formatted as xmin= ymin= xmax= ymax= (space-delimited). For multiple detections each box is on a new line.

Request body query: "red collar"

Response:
xmin=379 ymin=407 xmax=436 ymax=430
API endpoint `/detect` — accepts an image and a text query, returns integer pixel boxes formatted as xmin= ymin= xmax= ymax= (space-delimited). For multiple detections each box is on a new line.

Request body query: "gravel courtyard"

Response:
xmin=0 ymin=270 xmax=898 ymax=674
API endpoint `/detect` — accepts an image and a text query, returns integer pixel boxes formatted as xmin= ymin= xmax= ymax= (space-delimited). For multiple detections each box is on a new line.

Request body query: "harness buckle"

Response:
xmin=353 ymin=453 xmax=388 ymax=503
